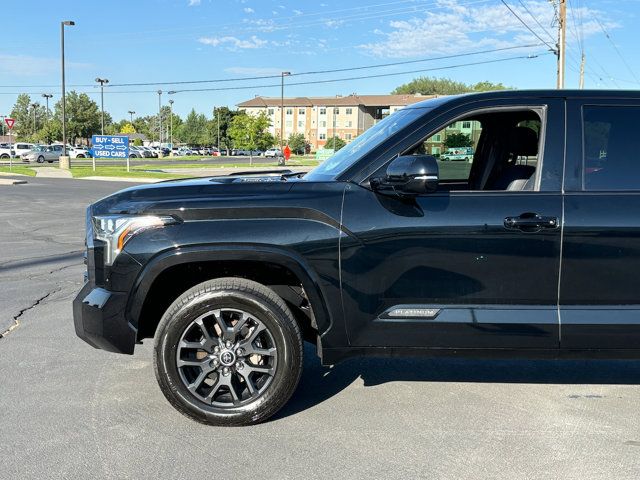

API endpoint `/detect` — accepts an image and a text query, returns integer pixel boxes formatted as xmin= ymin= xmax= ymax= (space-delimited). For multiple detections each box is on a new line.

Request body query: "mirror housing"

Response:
xmin=376 ymin=155 xmax=439 ymax=195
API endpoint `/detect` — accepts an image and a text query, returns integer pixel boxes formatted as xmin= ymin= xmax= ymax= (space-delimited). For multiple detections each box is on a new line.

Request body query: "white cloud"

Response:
xmin=224 ymin=66 xmax=285 ymax=75
xmin=293 ymin=9 xmax=303 ymax=15
xmin=188 ymin=0 xmax=201 ymax=5
xmin=359 ymin=0 xmax=616 ymax=58
xmin=243 ymin=7 xmax=254 ymax=13
xmin=198 ymin=35 xmax=268 ymax=49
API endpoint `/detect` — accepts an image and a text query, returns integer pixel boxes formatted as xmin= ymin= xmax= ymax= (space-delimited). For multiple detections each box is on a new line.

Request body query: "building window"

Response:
xmin=433 ymin=134 xmax=442 ymax=142
xmin=462 ymin=121 xmax=471 ymax=129
xmin=285 ymin=120 xmax=292 ymax=127
xmin=346 ymin=121 xmax=352 ymax=128
xmin=346 ymin=108 xmax=353 ymax=115
xmin=345 ymin=133 xmax=352 ymax=140
xmin=319 ymin=108 xmax=326 ymax=115
xmin=286 ymin=108 xmax=293 ymax=115
xmin=319 ymin=133 xmax=326 ymax=140
xmin=268 ymin=109 xmax=274 ymax=115
xmin=333 ymin=107 xmax=339 ymax=114
xmin=432 ymin=146 xmax=441 ymax=155
xmin=319 ymin=121 xmax=326 ymax=128
xmin=298 ymin=108 xmax=305 ymax=115
xmin=298 ymin=120 xmax=304 ymax=127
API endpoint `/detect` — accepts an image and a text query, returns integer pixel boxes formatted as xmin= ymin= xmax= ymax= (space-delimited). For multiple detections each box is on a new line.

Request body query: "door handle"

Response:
xmin=504 ymin=213 xmax=559 ymax=232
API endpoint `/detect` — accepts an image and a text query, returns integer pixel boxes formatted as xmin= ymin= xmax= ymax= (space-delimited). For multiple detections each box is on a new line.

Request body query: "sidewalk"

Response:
xmin=35 ymin=167 xmax=72 ymax=179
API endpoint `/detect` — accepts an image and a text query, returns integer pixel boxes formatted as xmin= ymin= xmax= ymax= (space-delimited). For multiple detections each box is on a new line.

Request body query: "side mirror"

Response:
xmin=375 ymin=155 xmax=439 ymax=195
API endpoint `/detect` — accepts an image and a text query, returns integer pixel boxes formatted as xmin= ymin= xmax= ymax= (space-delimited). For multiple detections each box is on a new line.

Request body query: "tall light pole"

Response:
xmin=60 ymin=20 xmax=75 ymax=166
xmin=30 ymin=103 xmax=38 ymax=135
xmin=280 ymin=71 xmax=291 ymax=153
xmin=41 ymin=94 xmax=53 ymax=123
xmin=95 ymin=77 xmax=109 ymax=134
xmin=128 ymin=110 xmax=135 ymax=124
xmin=216 ymin=107 xmax=220 ymax=153
xmin=157 ymin=90 xmax=162 ymax=146
xmin=168 ymin=99 xmax=174 ymax=148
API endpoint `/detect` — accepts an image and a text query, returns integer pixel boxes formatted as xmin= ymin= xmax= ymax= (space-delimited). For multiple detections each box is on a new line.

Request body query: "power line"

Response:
xmin=593 ymin=15 xmax=640 ymax=84
xmin=0 ymin=44 xmax=543 ymax=90
xmin=167 ymin=53 xmax=551 ymax=94
xmin=0 ymin=53 xmax=550 ymax=97
xmin=500 ymin=0 xmax=557 ymax=52
xmin=517 ymin=0 xmax=556 ymax=43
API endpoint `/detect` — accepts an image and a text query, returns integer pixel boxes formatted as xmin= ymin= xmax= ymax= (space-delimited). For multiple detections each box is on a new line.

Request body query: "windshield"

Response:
xmin=304 ymin=107 xmax=428 ymax=181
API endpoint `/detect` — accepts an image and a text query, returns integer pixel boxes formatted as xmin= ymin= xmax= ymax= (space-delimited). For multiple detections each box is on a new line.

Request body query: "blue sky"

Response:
xmin=1 ymin=0 xmax=638 ymax=121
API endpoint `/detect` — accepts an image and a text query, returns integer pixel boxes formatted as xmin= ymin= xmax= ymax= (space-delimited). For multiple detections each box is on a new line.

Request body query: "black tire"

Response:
xmin=153 ymin=277 xmax=303 ymax=426
xmin=37 ymin=155 xmax=45 ymax=163
xmin=0 ymin=154 xmax=8 ymax=159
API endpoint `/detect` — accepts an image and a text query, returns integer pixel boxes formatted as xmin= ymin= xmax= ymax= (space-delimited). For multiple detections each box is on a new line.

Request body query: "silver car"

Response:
xmin=22 ymin=144 xmax=62 ymax=163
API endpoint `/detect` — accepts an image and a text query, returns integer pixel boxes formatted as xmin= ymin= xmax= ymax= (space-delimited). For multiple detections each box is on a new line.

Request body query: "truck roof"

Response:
xmin=408 ymin=89 xmax=640 ymax=110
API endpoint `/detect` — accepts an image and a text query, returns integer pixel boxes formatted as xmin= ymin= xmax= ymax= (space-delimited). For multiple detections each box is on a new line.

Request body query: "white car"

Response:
xmin=264 ymin=148 xmax=283 ymax=158
xmin=0 ymin=145 xmax=15 ymax=159
xmin=69 ymin=146 xmax=91 ymax=159
xmin=13 ymin=143 xmax=35 ymax=158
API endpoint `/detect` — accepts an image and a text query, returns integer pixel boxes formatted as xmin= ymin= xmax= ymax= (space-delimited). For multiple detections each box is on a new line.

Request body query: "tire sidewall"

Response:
xmin=155 ymin=288 xmax=300 ymax=425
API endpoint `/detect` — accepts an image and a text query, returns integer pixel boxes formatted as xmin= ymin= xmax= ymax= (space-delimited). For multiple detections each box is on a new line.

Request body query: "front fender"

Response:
xmin=125 ymin=244 xmax=338 ymax=341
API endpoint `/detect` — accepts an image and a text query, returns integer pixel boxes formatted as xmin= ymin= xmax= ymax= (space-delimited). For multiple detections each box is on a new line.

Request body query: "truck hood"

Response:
xmin=90 ymin=171 xmax=310 ymax=216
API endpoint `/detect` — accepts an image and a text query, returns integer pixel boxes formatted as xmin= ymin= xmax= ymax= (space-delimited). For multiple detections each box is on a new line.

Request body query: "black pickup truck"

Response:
xmin=74 ymin=90 xmax=640 ymax=426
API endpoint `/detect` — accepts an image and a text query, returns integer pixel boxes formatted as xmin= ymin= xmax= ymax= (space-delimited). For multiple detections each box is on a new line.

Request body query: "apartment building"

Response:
xmin=237 ymin=94 xmax=435 ymax=150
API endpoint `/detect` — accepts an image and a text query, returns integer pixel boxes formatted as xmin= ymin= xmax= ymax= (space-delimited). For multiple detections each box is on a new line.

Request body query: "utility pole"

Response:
xmin=579 ymin=52 xmax=586 ymax=89
xmin=128 ymin=110 xmax=135 ymax=123
xmin=556 ymin=0 xmax=567 ymax=89
xmin=95 ymin=78 xmax=109 ymax=134
xmin=217 ymin=108 xmax=220 ymax=153
xmin=280 ymin=72 xmax=291 ymax=164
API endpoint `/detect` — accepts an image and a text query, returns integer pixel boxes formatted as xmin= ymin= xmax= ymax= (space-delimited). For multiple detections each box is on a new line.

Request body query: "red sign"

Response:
xmin=4 ymin=118 xmax=15 ymax=130
xmin=283 ymin=145 xmax=291 ymax=161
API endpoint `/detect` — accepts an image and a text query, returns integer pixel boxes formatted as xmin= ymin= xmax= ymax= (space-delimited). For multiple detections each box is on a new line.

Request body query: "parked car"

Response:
xmin=69 ymin=146 xmax=91 ymax=159
xmin=264 ymin=148 xmax=283 ymax=158
xmin=0 ymin=144 xmax=15 ymax=159
xmin=75 ymin=90 xmax=640 ymax=427
xmin=128 ymin=146 xmax=144 ymax=158
xmin=13 ymin=143 xmax=35 ymax=158
xmin=22 ymin=144 xmax=60 ymax=163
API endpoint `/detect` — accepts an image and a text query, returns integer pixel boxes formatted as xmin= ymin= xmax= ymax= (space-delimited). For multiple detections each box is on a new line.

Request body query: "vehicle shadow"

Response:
xmin=274 ymin=343 xmax=640 ymax=420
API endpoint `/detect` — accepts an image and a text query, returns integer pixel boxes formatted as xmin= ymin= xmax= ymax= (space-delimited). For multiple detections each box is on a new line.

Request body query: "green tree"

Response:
xmin=39 ymin=119 xmax=62 ymax=144
xmin=211 ymin=106 xmax=240 ymax=152
xmin=179 ymin=109 xmax=209 ymax=146
xmin=228 ymin=111 xmax=272 ymax=158
xmin=287 ymin=132 xmax=307 ymax=155
xmin=10 ymin=94 xmax=46 ymax=140
xmin=324 ymin=136 xmax=346 ymax=151
xmin=52 ymin=91 xmax=102 ymax=143
xmin=444 ymin=132 xmax=473 ymax=148
xmin=392 ymin=77 xmax=508 ymax=95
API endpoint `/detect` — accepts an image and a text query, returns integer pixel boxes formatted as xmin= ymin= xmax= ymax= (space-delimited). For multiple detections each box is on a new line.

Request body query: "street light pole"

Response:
xmin=41 ymin=94 xmax=52 ymax=122
xmin=217 ymin=107 xmax=220 ymax=153
xmin=30 ymin=103 xmax=37 ymax=135
xmin=168 ymin=100 xmax=174 ymax=148
xmin=95 ymin=78 xmax=109 ymax=134
xmin=280 ymin=71 xmax=291 ymax=166
xmin=128 ymin=110 xmax=135 ymax=124
xmin=157 ymin=90 xmax=162 ymax=146
xmin=60 ymin=20 xmax=75 ymax=168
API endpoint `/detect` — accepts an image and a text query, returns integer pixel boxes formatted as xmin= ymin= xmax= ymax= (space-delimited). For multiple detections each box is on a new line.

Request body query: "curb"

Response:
xmin=0 ymin=178 xmax=28 ymax=185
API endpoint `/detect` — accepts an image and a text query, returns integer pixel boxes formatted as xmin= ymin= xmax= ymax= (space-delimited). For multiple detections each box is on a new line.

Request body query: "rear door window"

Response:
xmin=583 ymin=106 xmax=640 ymax=191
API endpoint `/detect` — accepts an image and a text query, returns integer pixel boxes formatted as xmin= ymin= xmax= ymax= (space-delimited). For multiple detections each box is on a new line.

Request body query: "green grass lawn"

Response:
xmin=0 ymin=166 xmax=38 ymax=176
xmin=70 ymin=167 xmax=191 ymax=179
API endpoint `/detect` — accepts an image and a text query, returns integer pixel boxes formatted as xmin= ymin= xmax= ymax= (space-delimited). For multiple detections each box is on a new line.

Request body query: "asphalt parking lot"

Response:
xmin=1 ymin=176 xmax=640 ymax=479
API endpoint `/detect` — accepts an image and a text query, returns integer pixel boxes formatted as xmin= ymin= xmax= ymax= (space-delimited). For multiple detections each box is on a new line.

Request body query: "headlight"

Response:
xmin=92 ymin=215 xmax=177 ymax=265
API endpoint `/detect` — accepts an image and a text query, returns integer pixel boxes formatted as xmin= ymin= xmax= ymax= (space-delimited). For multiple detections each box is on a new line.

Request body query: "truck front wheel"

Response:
xmin=153 ymin=277 xmax=303 ymax=426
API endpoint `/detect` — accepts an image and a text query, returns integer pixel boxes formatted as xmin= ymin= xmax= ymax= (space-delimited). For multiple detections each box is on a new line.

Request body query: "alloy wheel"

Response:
xmin=176 ymin=308 xmax=278 ymax=408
